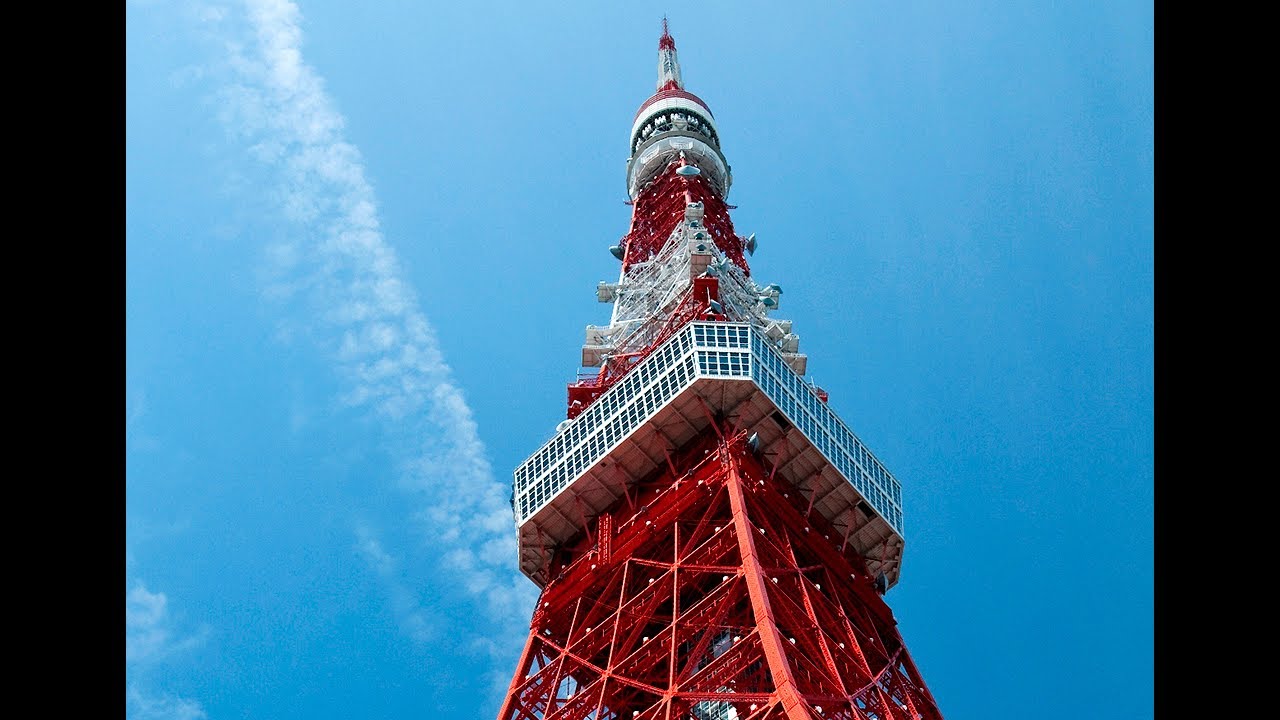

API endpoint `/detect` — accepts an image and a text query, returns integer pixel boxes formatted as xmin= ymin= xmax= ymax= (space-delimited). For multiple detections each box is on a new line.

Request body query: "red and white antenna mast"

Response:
xmin=657 ymin=17 xmax=683 ymax=91
xmin=498 ymin=21 xmax=944 ymax=720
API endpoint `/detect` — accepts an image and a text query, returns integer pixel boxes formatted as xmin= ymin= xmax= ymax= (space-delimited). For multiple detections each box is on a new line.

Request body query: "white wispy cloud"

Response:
xmin=200 ymin=0 xmax=538 ymax=702
xmin=127 ymin=685 xmax=208 ymax=720
xmin=127 ymin=583 xmax=209 ymax=666
xmin=126 ymin=582 xmax=209 ymax=720
xmin=126 ymin=584 xmax=175 ymax=665
xmin=355 ymin=526 xmax=433 ymax=644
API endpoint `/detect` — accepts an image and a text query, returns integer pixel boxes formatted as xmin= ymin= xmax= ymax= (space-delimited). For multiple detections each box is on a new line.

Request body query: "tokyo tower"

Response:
xmin=498 ymin=21 xmax=943 ymax=720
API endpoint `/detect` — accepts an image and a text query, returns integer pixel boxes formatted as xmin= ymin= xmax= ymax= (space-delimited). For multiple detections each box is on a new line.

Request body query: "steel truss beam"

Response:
xmin=497 ymin=431 xmax=942 ymax=720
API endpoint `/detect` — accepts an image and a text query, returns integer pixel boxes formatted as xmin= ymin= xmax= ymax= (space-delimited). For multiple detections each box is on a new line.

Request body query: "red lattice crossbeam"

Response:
xmin=498 ymin=432 xmax=943 ymax=720
xmin=621 ymin=164 xmax=748 ymax=277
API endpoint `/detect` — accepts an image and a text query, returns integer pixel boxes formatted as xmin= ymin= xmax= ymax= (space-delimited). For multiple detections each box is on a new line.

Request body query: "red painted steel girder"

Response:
xmin=497 ymin=431 xmax=942 ymax=720
xmin=621 ymin=164 xmax=748 ymax=276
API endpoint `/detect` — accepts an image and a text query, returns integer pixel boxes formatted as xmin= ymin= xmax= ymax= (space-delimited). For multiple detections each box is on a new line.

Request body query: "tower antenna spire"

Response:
xmin=657 ymin=17 xmax=682 ymax=90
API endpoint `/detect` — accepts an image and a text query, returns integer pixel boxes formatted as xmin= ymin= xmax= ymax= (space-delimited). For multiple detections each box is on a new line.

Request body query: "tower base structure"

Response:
xmin=498 ymin=431 xmax=941 ymax=720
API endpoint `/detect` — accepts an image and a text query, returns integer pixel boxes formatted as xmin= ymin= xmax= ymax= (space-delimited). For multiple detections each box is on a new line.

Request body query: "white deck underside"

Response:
xmin=513 ymin=323 xmax=906 ymax=589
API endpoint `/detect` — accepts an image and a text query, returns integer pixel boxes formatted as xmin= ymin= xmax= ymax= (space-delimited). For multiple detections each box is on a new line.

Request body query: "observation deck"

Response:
xmin=513 ymin=322 xmax=906 ymax=589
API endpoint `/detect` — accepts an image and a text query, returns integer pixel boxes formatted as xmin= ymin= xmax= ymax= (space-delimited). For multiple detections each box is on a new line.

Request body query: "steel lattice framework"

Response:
xmin=499 ymin=22 xmax=942 ymax=720
xmin=499 ymin=433 xmax=940 ymax=720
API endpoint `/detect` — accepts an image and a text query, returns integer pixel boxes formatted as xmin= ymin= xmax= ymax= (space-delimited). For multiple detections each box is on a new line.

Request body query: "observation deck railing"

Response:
xmin=514 ymin=323 xmax=904 ymax=535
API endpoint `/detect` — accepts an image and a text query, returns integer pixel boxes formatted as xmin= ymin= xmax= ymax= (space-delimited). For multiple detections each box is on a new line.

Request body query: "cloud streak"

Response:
xmin=204 ymin=0 xmax=537 ymax=698
xmin=127 ymin=685 xmax=208 ymax=720
xmin=127 ymin=585 xmax=193 ymax=665
xmin=126 ymin=582 xmax=209 ymax=720
xmin=355 ymin=526 xmax=433 ymax=644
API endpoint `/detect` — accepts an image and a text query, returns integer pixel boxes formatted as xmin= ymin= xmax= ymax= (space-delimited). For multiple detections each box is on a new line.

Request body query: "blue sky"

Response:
xmin=125 ymin=2 xmax=1153 ymax=718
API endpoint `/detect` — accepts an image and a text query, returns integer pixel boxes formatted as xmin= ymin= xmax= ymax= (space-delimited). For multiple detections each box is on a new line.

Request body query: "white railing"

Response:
xmin=514 ymin=323 xmax=904 ymax=535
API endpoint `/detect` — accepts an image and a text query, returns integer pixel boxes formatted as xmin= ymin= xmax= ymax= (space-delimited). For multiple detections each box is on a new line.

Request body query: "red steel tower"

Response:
xmin=499 ymin=22 xmax=942 ymax=720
